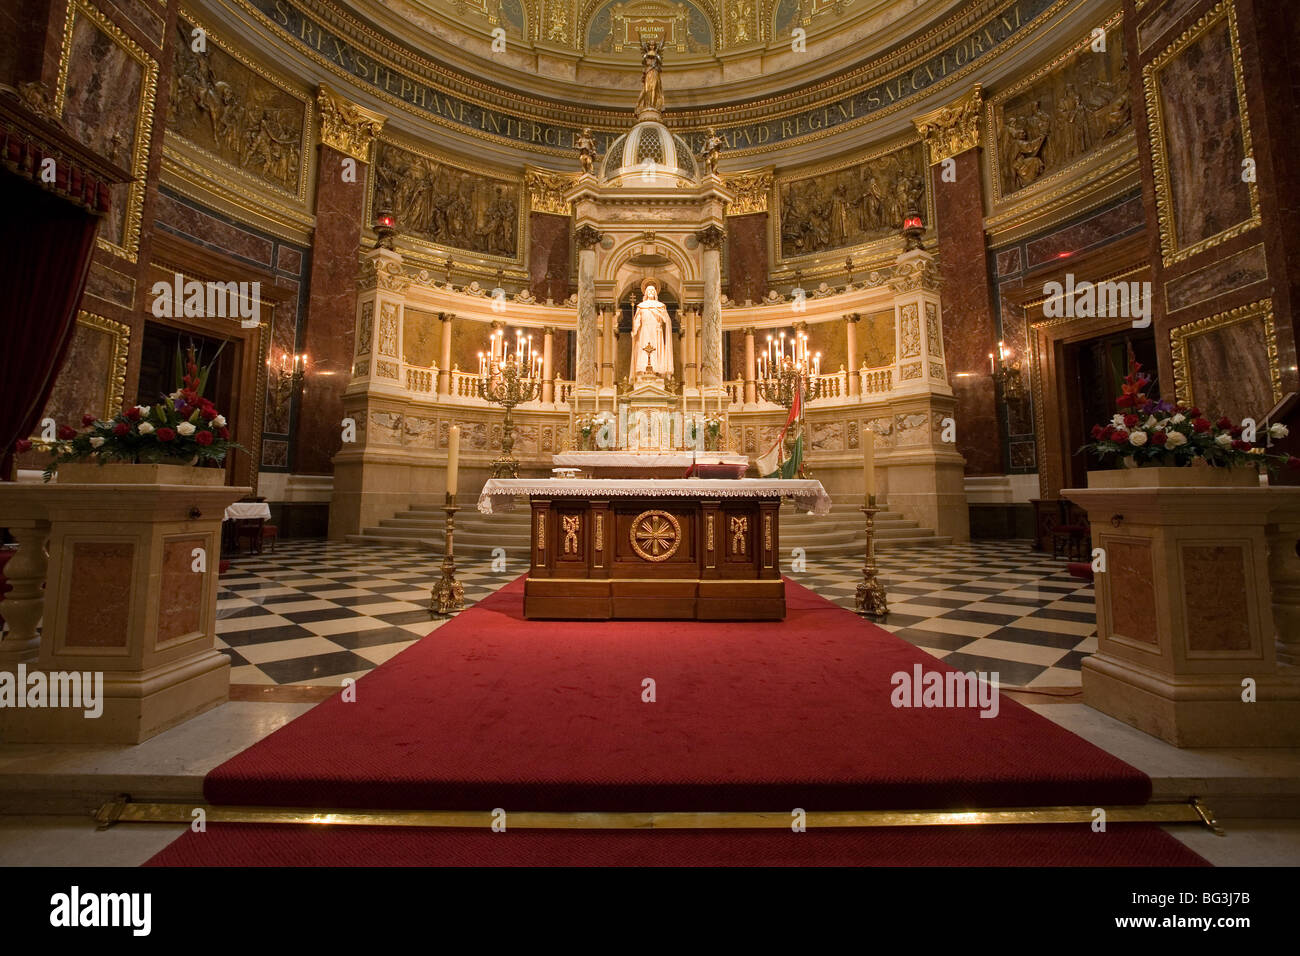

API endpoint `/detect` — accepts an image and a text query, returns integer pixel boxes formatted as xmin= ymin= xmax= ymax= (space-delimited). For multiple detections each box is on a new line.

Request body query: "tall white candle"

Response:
xmin=863 ymin=425 xmax=876 ymax=501
xmin=447 ymin=425 xmax=460 ymax=497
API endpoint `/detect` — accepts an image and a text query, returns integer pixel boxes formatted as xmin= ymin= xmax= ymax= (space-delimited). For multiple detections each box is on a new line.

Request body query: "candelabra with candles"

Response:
xmin=266 ymin=351 xmax=307 ymax=430
xmin=756 ymin=328 xmax=821 ymax=478
xmin=989 ymin=339 xmax=1027 ymax=406
xmin=854 ymin=423 xmax=889 ymax=617
xmin=477 ymin=326 xmax=542 ymax=478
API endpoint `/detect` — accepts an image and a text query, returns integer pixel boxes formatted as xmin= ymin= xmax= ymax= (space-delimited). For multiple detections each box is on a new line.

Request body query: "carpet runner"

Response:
xmin=146 ymin=577 xmax=1208 ymax=865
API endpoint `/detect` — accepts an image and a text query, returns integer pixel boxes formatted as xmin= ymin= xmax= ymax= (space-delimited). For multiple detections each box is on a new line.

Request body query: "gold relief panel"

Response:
xmin=317 ymin=83 xmax=386 ymax=162
xmin=1170 ymin=298 xmax=1281 ymax=424
xmin=1143 ymin=0 xmax=1260 ymax=267
xmin=169 ymin=11 xmax=310 ymax=200
xmin=775 ymin=138 xmax=927 ymax=265
xmin=724 ymin=168 xmax=773 ymax=216
xmin=988 ymin=15 xmax=1131 ymax=203
xmin=899 ymin=303 xmax=921 ymax=358
xmin=403 ymin=308 xmax=440 ymax=368
xmin=56 ymin=0 xmax=158 ymax=263
xmin=912 ymin=84 xmax=982 ymax=166
xmin=371 ymin=136 xmax=524 ymax=263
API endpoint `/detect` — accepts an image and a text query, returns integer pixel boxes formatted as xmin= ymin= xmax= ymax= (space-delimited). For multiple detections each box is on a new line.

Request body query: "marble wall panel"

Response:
xmin=1107 ymin=539 xmax=1159 ymax=644
xmin=154 ymin=191 xmax=274 ymax=266
xmin=1024 ymin=194 xmax=1144 ymax=267
xmin=727 ymin=213 xmax=768 ymax=306
xmin=42 ymin=315 xmax=124 ymax=425
xmin=159 ymin=536 xmax=204 ymax=643
xmin=1182 ymin=544 xmax=1252 ymax=652
xmin=1180 ymin=314 xmax=1274 ymax=421
xmin=1165 ymin=243 xmax=1268 ymax=313
xmin=1153 ymin=13 xmax=1254 ymax=255
xmin=529 ymin=212 xmax=570 ymax=301
xmin=64 ymin=542 xmax=133 ymax=647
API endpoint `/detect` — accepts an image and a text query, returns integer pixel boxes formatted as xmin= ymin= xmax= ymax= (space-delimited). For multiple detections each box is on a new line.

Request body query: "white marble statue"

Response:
xmin=631 ymin=283 xmax=674 ymax=378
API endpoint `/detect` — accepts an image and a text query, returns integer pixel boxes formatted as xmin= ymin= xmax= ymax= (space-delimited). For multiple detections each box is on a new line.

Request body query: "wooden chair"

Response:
xmin=260 ymin=524 xmax=279 ymax=552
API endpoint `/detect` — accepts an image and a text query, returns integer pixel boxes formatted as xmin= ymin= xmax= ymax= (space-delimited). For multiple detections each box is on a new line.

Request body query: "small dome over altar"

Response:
xmin=600 ymin=121 xmax=698 ymax=184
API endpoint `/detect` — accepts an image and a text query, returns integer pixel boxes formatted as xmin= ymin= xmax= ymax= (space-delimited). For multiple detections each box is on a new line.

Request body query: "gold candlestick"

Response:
xmin=431 ymin=491 xmax=465 ymax=617
xmin=855 ymin=496 xmax=889 ymax=617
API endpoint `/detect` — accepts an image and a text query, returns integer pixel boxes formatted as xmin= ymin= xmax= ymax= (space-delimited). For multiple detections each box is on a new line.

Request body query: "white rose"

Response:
xmin=1215 ymin=433 xmax=1232 ymax=447
xmin=1111 ymin=414 xmax=1125 ymax=427
xmin=1270 ymin=423 xmax=1289 ymax=439
xmin=1145 ymin=416 xmax=1159 ymax=429
xmin=1166 ymin=431 xmax=1188 ymax=448
xmin=138 ymin=422 xmax=155 ymax=435
xmin=1171 ymin=413 xmax=1186 ymax=425
xmin=177 ymin=422 xmax=197 ymax=436
xmin=89 ymin=436 xmax=105 ymax=448
xmin=1129 ymin=430 xmax=1148 ymax=447
xmin=135 ymin=405 xmax=151 ymax=417
xmin=213 ymin=415 xmax=227 ymax=428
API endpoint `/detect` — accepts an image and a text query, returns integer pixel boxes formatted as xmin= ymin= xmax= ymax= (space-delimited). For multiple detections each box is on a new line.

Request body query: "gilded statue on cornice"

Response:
xmin=636 ymin=36 xmax=665 ymax=116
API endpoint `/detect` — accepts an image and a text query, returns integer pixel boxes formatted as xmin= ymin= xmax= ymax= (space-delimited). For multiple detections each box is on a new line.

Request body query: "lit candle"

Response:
xmin=863 ymin=424 xmax=876 ymax=502
xmin=447 ymin=424 xmax=460 ymax=497
xmin=988 ymin=352 xmax=995 ymax=373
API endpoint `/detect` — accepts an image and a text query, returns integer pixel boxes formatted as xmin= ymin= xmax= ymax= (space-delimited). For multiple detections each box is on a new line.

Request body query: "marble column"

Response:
xmin=438 ymin=312 xmax=454 ymax=395
xmin=743 ymin=327 xmax=757 ymax=405
xmin=296 ymin=85 xmax=386 ymax=475
xmin=913 ymin=84 xmax=1002 ymax=476
xmin=0 ymin=522 xmax=48 ymax=664
xmin=845 ymin=313 xmax=861 ymax=396
xmin=574 ymin=225 xmax=602 ymax=400
xmin=697 ymin=226 xmax=725 ymax=394
xmin=542 ymin=326 xmax=555 ymax=404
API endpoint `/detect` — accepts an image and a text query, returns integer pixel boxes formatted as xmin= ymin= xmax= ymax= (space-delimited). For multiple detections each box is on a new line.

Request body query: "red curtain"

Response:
xmin=0 ymin=173 xmax=100 ymax=479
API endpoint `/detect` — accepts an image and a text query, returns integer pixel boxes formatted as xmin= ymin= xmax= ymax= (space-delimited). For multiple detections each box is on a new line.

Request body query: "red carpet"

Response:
xmin=146 ymin=822 xmax=1208 ymax=867
xmin=201 ymin=577 xmax=1152 ymax=813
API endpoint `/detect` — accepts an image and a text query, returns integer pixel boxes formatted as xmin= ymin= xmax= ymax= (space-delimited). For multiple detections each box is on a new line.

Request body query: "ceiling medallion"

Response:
xmin=629 ymin=509 xmax=682 ymax=561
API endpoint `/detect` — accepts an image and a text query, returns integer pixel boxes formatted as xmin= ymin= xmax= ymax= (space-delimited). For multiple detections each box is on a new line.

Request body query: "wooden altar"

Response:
xmin=479 ymin=478 xmax=831 ymax=621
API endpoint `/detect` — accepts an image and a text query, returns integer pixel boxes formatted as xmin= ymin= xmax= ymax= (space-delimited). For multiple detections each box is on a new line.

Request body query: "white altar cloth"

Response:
xmin=478 ymin=477 xmax=831 ymax=515
xmin=223 ymin=501 xmax=271 ymax=522
xmin=551 ymin=451 xmax=749 ymax=468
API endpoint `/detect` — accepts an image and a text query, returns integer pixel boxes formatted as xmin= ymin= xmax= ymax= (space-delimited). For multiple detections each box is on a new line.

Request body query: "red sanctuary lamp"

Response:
xmin=374 ymin=208 xmax=397 ymax=250
xmin=902 ymin=207 xmax=925 ymax=251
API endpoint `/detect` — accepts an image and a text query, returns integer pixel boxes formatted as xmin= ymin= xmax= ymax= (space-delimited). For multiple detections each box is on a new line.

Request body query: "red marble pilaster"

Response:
xmin=726 ymin=213 xmax=767 ymax=306
xmin=529 ymin=212 xmax=570 ymax=302
xmin=932 ymin=148 xmax=1002 ymax=476
xmin=293 ymin=143 xmax=367 ymax=475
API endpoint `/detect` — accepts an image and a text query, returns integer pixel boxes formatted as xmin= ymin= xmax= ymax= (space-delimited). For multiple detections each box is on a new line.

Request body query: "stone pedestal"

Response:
xmin=0 ymin=470 xmax=247 ymax=743
xmin=1065 ymin=471 xmax=1300 ymax=747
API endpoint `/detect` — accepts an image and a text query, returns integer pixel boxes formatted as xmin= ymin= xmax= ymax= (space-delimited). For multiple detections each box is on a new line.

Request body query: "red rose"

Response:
xmin=1111 ymin=429 xmax=1129 ymax=443
xmin=1289 ymin=456 xmax=1300 ymax=471
xmin=1193 ymin=418 xmax=1211 ymax=433
xmin=81 ymin=413 xmax=96 ymax=426
xmin=218 ymin=427 xmax=230 ymax=440
xmin=112 ymin=422 xmax=128 ymax=436
xmin=15 ymin=439 xmax=32 ymax=453
xmin=195 ymin=430 xmax=214 ymax=446
xmin=201 ymin=406 xmax=217 ymax=420
xmin=1217 ymin=416 xmax=1233 ymax=429
xmin=156 ymin=427 xmax=176 ymax=442
xmin=1123 ymin=414 xmax=1139 ymax=427
xmin=1116 ymin=395 xmax=1135 ymax=408
xmin=1188 ymin=407 xmax=1202 ymax=418
xmin=1232 ymin=439 xmax=1250 ymax=451
xmin=1151 ymin=431 xmax=1168 ymax=446
xmin=1090 ymin=425 xmax=1105 ymax=440
xmin=1230 ymin=426 xmax=1243 ymax=438
xmin=125 ymin=407 xmax=141 ymax=421
xmin=57 ymin=425 xmax=76 ymax=439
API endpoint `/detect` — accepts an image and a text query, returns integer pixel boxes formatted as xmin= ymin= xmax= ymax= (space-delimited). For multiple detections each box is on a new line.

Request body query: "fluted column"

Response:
xmin=697 ymin=226 xmax=725 ymax=395
xmin=542 ymin=326 xmax=555 ymax=404
xmin=574 ymin=225 xmax=602 ymax=398
xmin=438 ymin=312 xmax=454 ymax=395
xmin=743 ymin=327 xmax=757 ymax=405
xmin=845 ymin=313 xmax=861 ymax=396
xmin=602 ymin=309 xmax=616 ymax=389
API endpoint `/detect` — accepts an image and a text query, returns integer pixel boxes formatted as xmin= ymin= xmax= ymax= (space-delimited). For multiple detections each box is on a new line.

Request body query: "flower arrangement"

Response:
xmin=23 ymin=344 xmax=243 ymax=481
xmin=1079 ymin=359 xmax=1297 ymax=472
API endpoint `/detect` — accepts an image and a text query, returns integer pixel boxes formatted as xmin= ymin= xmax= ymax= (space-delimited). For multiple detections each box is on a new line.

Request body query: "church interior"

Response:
xmin=1 ymin=0 xmax=1299 ymax=886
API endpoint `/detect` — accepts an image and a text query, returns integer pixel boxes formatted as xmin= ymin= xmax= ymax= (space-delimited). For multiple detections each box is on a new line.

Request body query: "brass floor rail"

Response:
xmin=93 ymin=795 xmax=1222 ymax=834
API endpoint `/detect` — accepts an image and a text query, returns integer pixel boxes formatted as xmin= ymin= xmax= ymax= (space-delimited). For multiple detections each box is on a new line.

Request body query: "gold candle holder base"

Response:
xmin=855 ymin=498 xmax=889 ymax=618
xmin=488 ymin=455 xmax=520 ymax=479
xmin=430 ymin=492 xmax=465 ymax=617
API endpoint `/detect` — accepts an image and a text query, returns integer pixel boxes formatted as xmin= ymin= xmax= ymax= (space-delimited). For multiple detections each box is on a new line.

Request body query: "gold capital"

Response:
xmin=317 ymin=84 xmax=387 ymax=163
xmin=912 ymin=84 xmax=982 ymax=166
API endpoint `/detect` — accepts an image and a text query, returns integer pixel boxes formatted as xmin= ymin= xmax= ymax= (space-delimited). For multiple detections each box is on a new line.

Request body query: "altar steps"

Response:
xmin=345 ymin=498 xmax=950 ymax=556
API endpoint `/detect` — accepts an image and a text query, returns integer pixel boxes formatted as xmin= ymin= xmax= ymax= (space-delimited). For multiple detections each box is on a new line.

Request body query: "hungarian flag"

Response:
xmin=756 ymin=381 xmax=803 ymax=479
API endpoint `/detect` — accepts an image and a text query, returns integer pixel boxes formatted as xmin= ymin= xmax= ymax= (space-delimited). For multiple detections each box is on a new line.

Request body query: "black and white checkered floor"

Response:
xmin=216 ymin=539 xmax=1096 ymax=689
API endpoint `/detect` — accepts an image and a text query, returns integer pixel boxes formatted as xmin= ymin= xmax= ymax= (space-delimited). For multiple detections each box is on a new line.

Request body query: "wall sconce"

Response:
xmin=266 ymin=352 xmax=307 ymax=431
xmin=990 ymin=340 xmax=1026 ymax=405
